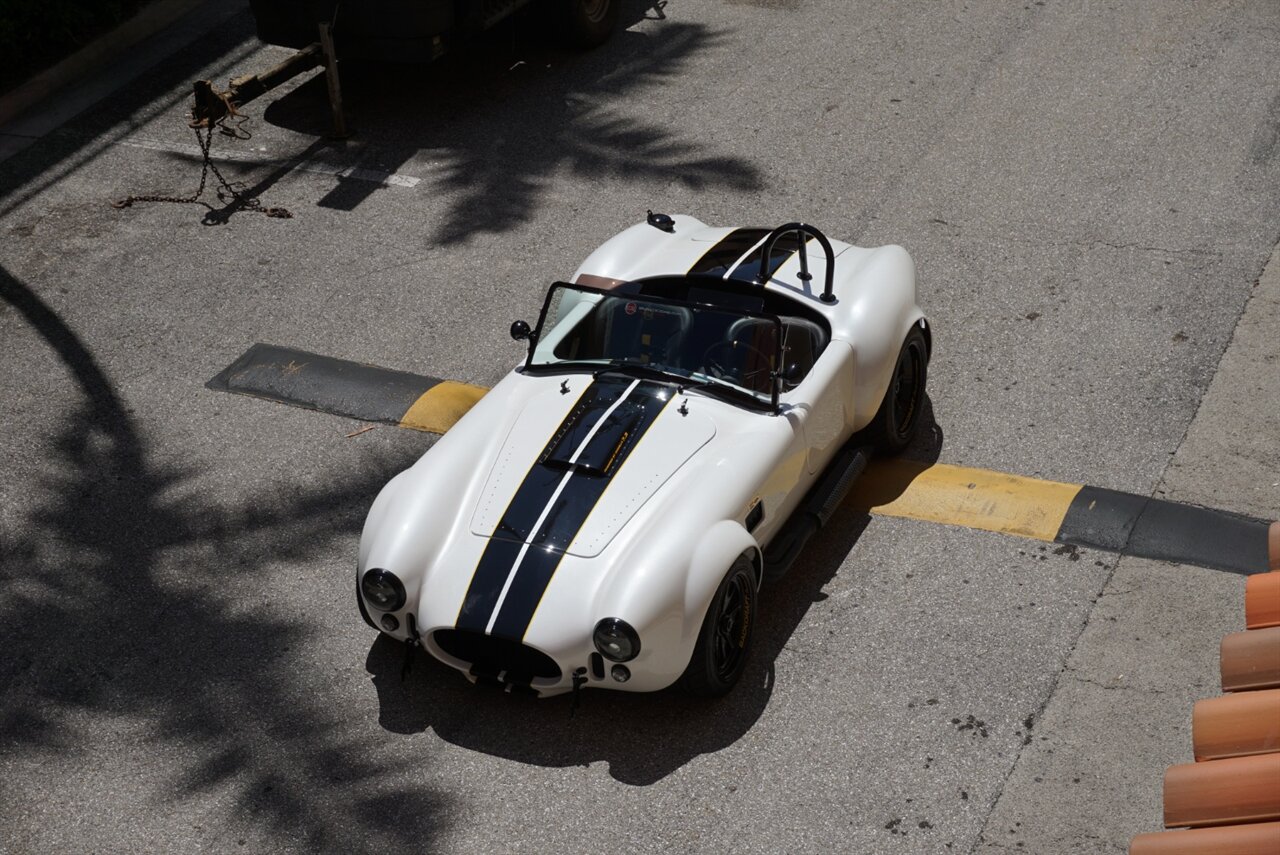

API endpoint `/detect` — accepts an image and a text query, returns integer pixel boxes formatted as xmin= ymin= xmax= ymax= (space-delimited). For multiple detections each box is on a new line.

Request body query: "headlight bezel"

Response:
xmin=592 ymin=617 xmax=641 ymax=663
xmin=361 ymin=568 xmax=406 ymax=612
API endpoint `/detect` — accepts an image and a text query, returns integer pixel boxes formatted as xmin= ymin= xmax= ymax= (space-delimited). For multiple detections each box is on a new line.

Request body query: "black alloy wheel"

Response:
xmin=865 ymin=327 xmax=928 ymax=454
xmin=681 ymin=555 xmax=756 ymax=697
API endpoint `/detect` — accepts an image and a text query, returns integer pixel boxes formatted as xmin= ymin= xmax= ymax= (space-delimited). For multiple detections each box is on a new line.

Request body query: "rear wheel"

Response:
xmin=680 ymin=555 xmax=756 ymax=697
xmin=865 ymin=327 xmax=928 ymax=455
xmin=549 ymin=0 xmax=617 ymax=49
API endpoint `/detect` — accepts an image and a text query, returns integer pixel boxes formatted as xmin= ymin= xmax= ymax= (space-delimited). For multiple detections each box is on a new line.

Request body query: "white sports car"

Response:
xmin=357 ymin=214 xmax=931 ymax=698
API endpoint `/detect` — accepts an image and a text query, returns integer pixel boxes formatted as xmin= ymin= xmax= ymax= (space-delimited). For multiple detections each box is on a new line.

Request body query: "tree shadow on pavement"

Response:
xmin=2 ymin=2 xmax=762 ymax=242
xmin=0 ymin=10 xmax=264 ymax=219
xmin=0 ymin=264 xmax=451 ymax=852
xmin=261 ymin=5 xmax=762 ymax=242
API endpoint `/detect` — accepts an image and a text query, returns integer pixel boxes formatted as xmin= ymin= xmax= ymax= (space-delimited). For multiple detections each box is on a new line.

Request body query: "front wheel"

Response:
xmin=680 ymin=555 xmax=756 ymax=697
xmin=548 ymin=0 xmax=618 ymax=49
xmin=865 ymin=327 xmax=928 ymax=455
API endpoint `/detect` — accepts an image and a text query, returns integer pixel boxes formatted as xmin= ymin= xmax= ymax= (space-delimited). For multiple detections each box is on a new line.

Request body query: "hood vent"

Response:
xmin=470 ymin=375 xmax=714 ymax=558
xmin=541 ymin=395 xmax=652 ymax=477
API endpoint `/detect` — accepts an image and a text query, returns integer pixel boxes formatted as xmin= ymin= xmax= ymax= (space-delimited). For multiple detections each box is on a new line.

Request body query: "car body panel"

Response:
xmin=358 ymin=215 xmax=927 ymax=696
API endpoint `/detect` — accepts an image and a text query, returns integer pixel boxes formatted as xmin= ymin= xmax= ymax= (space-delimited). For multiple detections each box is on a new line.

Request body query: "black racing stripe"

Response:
xmin=494 ymin=376 xmax=637 ymax=544
xmin=455 ymin=538 xmax=524 ymax=631
xmin=1057 ymin=486 xmax=1272 ymax=575
xmin=726 ymin=233 xmax=805 ymax=284
xmin=456 ymin=376 xmax=633 ymax=632
xmin=687 ymin=228 xmax=768 ymax=276
xmin=490 ymin=380 xmax=671 ymax=639
xmin=456 ymin=376 xmax=669 ymax=634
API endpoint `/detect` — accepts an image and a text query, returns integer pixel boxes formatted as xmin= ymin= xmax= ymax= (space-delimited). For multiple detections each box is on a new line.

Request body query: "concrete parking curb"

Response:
xmin=207 ymin=343 xmax=488 ymax=435
xmin=207 ymin=343 xmax=1278 ymax=576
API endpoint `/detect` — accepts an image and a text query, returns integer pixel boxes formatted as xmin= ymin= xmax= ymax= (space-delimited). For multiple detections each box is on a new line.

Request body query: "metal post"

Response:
xmin=318 ymin=22 xmax=348 ymax=139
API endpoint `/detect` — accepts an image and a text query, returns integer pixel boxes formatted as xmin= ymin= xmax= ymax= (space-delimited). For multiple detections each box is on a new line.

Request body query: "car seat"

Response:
xmin=595 ymin=296 xmax=693 ymax=366
xmin=778 ymin=317 xmax=827 ymax=390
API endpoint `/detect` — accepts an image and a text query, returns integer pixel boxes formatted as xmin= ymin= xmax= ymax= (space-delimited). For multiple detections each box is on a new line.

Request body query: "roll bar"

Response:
xmin=754 ymin=222 xmax=838 ymax=303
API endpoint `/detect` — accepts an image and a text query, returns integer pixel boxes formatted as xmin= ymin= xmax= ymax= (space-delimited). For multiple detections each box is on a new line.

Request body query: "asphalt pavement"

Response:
xmin=1 ymin=1 xmax=1278 ymax=853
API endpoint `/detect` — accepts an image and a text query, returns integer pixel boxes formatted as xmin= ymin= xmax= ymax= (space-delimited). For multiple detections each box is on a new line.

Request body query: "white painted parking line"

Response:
xmin=119 ymin=136 xmax=421 ymax=188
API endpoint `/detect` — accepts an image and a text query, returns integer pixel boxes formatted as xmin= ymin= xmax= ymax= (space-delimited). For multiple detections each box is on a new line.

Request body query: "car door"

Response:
xmin=780 ymin=338 xmax=855 ymax=475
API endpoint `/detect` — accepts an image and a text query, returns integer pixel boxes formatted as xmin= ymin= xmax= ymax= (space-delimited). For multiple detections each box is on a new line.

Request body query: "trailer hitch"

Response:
xmin=114 ymin=23 xmax=345 ymax=219
xmin=190 ymin=22 xmax=346 ymax=137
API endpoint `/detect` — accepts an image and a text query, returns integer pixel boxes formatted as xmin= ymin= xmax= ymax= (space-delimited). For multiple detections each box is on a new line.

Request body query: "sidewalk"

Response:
xmin=975 ymin=241 xmax=1280 ymax=852
xmin=0 ymin=0 xmax=247 ymax=163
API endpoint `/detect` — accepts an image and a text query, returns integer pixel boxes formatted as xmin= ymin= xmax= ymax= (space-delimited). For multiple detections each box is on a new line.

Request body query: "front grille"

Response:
xmin=433 ymin=629 xmax=562 ymax=684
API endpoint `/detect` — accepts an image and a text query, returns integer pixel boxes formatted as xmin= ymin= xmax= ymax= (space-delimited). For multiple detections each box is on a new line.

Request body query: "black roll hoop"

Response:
xmin=754 ymin=222 xmax=838 ymax=304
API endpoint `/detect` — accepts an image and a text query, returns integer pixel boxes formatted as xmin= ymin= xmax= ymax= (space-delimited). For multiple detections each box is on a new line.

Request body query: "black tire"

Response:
xmin=549 ymin=0 xmax=618 ymax=49
xmin=680 ymin=555 xmax=756 ymax=697
xmin=357 ymin=577 xmax=378 ymax=630
xmin=865 ymin=327 xmax=928 ymax=455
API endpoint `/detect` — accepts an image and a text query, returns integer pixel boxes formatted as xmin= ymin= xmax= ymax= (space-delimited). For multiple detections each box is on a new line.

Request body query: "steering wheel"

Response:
xmin=701 ymin=340 xmax=772 ymax=382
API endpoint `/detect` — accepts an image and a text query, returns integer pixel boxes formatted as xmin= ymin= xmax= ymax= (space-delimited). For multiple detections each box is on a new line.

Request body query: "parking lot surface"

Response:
xmin=2 ymin=1 xmax=1278 ymax=852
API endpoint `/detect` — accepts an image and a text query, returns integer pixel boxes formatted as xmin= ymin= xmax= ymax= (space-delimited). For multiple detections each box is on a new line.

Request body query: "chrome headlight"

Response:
xmin=361 ymin=568 xmax=406 ymax=612
xmin=593 ymin=618 xmax=640 ymax=662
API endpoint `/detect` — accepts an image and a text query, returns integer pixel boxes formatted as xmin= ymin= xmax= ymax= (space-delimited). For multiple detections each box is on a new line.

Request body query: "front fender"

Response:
xmin=829 ymin=244 xmax=927 ymax=430
xmin=356 ymin=374 xmax=519 ymax=610
xmin=580 ymin=518 xmax=758 ymax=692
xmin=681 ymin=520 xmax=759 ymax=645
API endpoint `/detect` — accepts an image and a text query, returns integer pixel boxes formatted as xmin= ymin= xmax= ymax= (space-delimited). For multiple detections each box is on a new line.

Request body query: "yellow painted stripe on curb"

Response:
xmin=850 ymin=460 xmax=1084 ymax=541
xmin=399 ymin=381 xmax=488 ymax=433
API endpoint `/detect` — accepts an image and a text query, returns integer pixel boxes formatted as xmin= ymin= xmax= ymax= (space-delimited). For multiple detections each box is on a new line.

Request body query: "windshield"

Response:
xmin=527 ymin=283 xmax=782 ymax=408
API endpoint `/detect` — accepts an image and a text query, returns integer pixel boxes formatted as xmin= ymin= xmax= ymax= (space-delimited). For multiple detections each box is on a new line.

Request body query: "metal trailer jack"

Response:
xmin=190 ymin=21 xmax=347 ymax=137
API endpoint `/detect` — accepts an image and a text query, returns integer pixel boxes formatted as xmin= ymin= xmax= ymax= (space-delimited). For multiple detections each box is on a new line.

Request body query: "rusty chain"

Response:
xmin=112 ymin=120 xmax=292 ymax=219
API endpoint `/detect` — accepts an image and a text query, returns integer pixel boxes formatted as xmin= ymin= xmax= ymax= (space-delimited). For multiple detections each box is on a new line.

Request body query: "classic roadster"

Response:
xmin=357 ymin=214 xmax=930 ymax=697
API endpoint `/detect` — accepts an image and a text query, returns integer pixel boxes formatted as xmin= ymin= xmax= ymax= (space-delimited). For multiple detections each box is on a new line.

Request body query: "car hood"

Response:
xmin=469 ymin=373 xmax=716 ymax=558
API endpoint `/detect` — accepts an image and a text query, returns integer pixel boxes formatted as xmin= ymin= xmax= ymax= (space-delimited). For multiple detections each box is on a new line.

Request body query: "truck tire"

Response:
xmin=551 ymin=0 xmax=618 ymax=49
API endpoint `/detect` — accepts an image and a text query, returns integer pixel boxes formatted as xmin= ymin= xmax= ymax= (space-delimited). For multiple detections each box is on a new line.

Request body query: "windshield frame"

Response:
xmin=522 ymin=280 xmax=785 ymax=413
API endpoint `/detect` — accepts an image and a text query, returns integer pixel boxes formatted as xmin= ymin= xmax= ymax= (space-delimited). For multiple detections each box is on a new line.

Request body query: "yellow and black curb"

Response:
xmin=206 ymin=343 xmax=486 ymax=434
xmin=851 ymin=461 xmax=1271 ymax=575
xmin=209 ymin=345 xmax=1277 ymax=576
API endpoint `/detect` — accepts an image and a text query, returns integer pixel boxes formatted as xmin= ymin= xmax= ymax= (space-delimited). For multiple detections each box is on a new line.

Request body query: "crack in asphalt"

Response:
xmin=1064 ymin=671 xmax=1169 ymax=696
